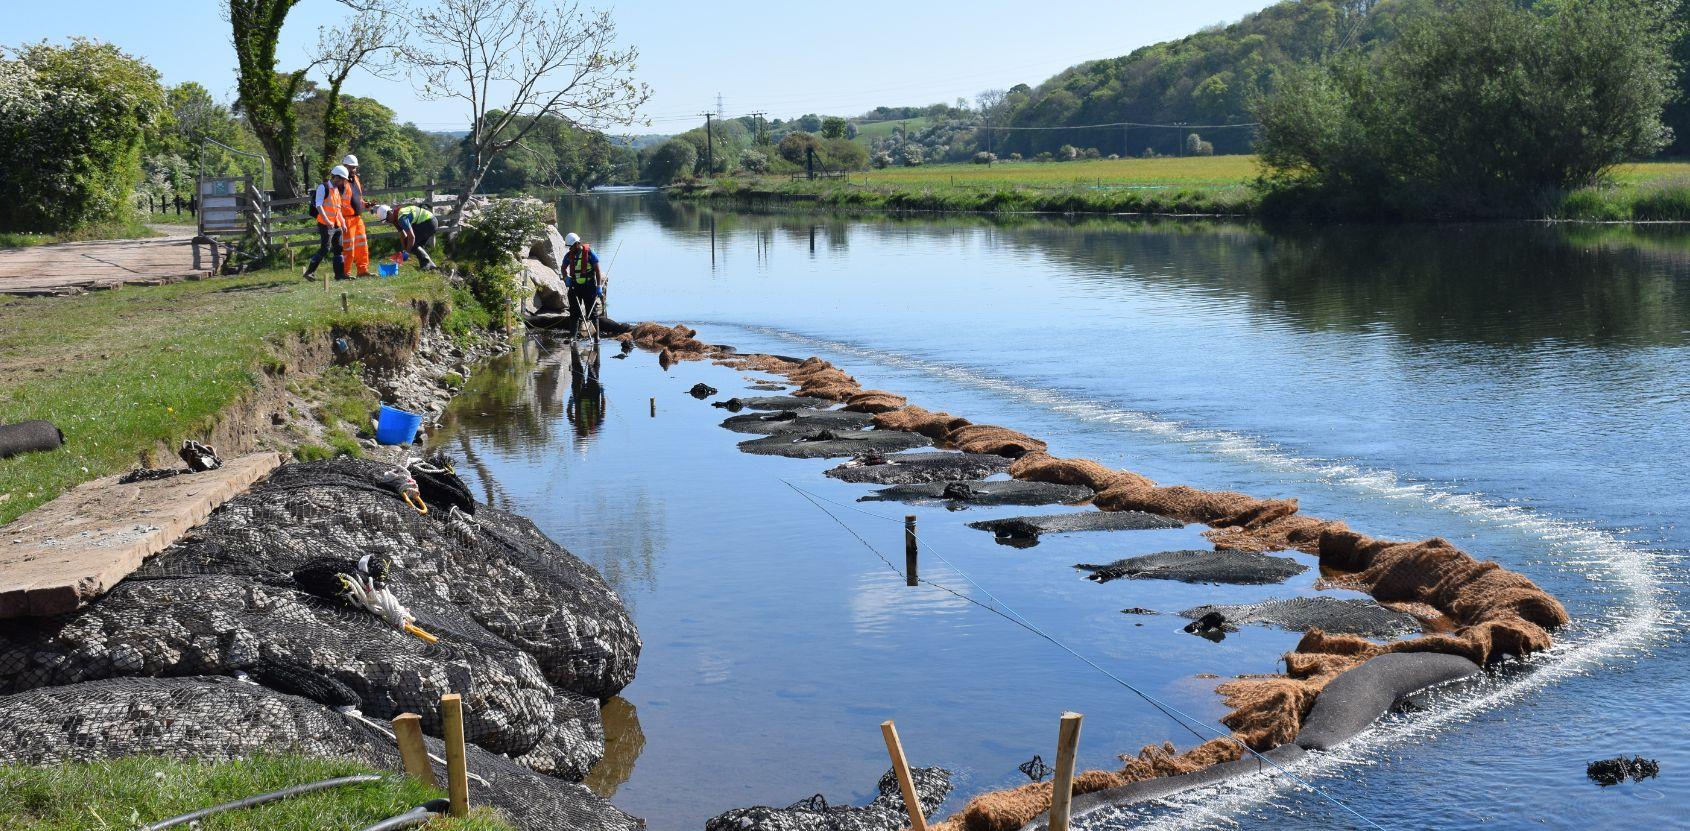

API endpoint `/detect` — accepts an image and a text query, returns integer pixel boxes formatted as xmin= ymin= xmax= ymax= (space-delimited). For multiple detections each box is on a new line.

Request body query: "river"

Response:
xmin=434 ymin=192 xmax=1688 ymax=830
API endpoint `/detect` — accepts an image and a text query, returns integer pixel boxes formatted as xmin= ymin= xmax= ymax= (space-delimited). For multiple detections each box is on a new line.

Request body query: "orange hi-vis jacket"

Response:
xmin=317 ymin=180 xmax=352 ymax=229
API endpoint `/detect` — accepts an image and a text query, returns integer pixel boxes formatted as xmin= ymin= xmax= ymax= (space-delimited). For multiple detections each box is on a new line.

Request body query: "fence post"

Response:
xmin=880 ymin=721 xmax=928 ymax=831
xmin=391 ymin=713 xmax=436 ymax=786
xmin=1049 ymin=712 xmax=1084 ymax=831
xmin=441 ymin=693 xmax=470 ymax=817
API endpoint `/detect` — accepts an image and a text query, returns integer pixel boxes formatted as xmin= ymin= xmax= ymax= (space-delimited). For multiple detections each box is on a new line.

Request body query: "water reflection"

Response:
xmin=567 ymin=341 xmax=608 ymax=449
xmin=583 ymin=696 xmax=645 ymax=798
xmin=562 ymin=192 xmax=1690 ymax=351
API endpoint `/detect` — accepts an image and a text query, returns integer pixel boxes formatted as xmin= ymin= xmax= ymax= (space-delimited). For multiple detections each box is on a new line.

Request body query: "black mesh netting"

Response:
xmin=704 ymin=767 xmax=952 ymax=831
xmin=0 ymin=676 xmax=639 ymax=831
xmin=0 ymin=458 xmax=641 ymax=822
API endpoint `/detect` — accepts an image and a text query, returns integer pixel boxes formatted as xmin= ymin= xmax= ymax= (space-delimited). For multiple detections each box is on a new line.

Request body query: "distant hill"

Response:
xmin=614 ymin=134 xmax=673 ymax=151
xmin=985 ymin=0 xmax=1432 ymax=158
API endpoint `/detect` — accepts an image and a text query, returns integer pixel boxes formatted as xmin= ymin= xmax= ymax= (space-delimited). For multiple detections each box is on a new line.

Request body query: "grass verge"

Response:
xmin=0 ymin=265 xmax=450 ymax=526
xmin=0 ymin=218 xmax=164 ymax=249
xmin=0 ymin=754 xmax=513 ymax=830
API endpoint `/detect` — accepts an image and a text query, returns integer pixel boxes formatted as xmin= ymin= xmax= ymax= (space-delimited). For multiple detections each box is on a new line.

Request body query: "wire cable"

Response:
xmin=779 ymin=480 xmax=1389 ymax=831
xmin=142 ymin=775 xmax=382 ymax=830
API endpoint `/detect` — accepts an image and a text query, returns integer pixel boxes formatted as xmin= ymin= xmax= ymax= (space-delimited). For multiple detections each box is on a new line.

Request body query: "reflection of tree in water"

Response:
xmin=566 ymin=341 xmax=608 ymax=449
xmin=574 ymin=484 xmax=664 ymax=603
xmin=583 ymin=696 xmax=644 ymax=798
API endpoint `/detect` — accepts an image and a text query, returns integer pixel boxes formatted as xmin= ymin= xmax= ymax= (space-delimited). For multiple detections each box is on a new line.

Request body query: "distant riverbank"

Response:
xmin=671 ymin=156 xmax=1690 ymax=222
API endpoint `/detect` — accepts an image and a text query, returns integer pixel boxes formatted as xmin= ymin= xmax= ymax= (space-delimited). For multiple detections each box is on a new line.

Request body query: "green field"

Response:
xmin=688 ymin=155 xmax=1690 ymax=220
xmin=857 ymin=155 xmax=1261 ymax=190
xmin=850 ymin=117 xmax=934 ymax=147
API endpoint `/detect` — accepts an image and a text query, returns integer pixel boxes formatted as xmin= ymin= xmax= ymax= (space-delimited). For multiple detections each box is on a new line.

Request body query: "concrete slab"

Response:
xmin=0 ymin=231 xmax=208 ymax=296
xmin=0 ymin=452 xmax=282 ymax=618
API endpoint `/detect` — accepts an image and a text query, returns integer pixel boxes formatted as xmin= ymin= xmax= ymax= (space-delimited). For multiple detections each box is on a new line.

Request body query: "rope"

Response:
xmin=142 ymin=774 xmax=380 ymax=830
xmin=779 ymin=480 xmax=1389 ymax=831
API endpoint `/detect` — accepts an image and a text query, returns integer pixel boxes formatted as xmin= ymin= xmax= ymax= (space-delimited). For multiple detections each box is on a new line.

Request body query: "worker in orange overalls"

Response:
xmin=341 ymin=154 xmax=372 ymax=277
xmin=304 ymin=165 xmax=353 ymax=281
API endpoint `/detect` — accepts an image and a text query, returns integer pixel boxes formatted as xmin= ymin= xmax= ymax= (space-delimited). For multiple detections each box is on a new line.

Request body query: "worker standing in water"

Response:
xmin=560 ymin=232 xmax=607 ymax=341
xmin=374 ymin=203 xmax=438 ymax=271
xmin=303 ymin=165 xmax=352 ymax=281
xmin=341 ymin=154 xmax=373 ymax=277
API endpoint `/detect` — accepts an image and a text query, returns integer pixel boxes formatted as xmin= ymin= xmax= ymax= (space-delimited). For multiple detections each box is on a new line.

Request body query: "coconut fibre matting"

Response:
xmin=0 ymin=675 xmax=638 ymax=831
xmin=705 ymin=767 xmax=952 ymax=831
xmin=0 ymin=458 xmax=640 ymax=785
xmin=720 ymin=409 xmax=878 ymax=435
xmin=1076 ymin=550 xmax=1308 ymax=585
xmin=1180 ymin=596 xmax=1424 ymax=639
xmin=861 ymin=480 xmax=1092 ymax=507
xmin=825 ymin=452 xmax=1014 ymax=485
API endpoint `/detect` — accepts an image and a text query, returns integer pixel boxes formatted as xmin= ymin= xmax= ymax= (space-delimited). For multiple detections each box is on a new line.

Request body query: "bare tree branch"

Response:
xmin=398 ymin=0 xmax=650 ymax=215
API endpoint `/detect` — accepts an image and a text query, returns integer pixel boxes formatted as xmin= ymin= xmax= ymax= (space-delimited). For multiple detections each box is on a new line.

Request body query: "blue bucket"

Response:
xmin=375 ymin=404 xmax=424 ymax=445
xmin=377 ymin=262 xmax=399 ymax=277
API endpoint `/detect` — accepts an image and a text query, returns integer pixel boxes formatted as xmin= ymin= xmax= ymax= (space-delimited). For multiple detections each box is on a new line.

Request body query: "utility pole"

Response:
xmin=701 ymin=112 xmax=715 ymax=174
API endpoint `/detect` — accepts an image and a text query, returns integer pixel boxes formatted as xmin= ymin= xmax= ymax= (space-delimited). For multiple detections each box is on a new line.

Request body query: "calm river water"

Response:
xmin=435 ymin=192 xmax=1688 ymax=830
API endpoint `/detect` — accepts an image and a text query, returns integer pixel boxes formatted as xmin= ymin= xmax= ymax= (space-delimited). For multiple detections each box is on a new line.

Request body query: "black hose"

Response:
xmin=356 ymin=798 xmax=452 ymax=831
xmin=142 ymin=774 xmax=382 ymax=830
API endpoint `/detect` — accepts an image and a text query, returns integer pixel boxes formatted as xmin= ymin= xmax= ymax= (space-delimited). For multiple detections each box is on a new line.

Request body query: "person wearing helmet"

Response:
xmin=303 ymin=165 xmax=353 ymax=281
xmin=378 ymin=202 xmax=438 ymax=271
xmin=560 ymin=232 xmax=607 ymax=341
xmin=340 ymin=154 xmax=373 ymax=277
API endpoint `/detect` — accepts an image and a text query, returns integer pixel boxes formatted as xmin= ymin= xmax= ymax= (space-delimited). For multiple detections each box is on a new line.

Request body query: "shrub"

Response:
xmin=972 ymin=151 xmax=997 ymax=165
xmin=740 ymin=148 xmax=769 ymax=173
xmin=1057 ymin=144 xmax=1079 ymax=161
xmin=451 ymin=197 xmax=549 ymax=322
xmin=0 ymin=39 xmax=165 ymax=232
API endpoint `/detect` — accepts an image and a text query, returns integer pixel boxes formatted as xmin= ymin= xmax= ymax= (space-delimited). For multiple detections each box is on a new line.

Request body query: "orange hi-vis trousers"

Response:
xmin=345 ymin=214 xmax=371 ymax=276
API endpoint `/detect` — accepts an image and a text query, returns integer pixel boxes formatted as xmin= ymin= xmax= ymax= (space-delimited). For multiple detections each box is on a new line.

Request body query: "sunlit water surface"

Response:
xmin=434 ymin=192 xmax=1689 ymax=830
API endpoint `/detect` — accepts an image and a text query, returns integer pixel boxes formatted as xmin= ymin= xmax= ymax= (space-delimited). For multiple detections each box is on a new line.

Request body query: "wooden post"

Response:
xmin=340 ymin=292 xmax=349 ymax=313
xmin=649 ymin=397 xmax=655 ymax=417
xmin=440 ymin=693 xmax=470 ymax=817
xmin=391 ymin=713 xmax=436 ymax=787
xmin=1049 ymin=712 xmax=1084 ymax=831
xmin=880 ymin=721 xmax=928 ymax=831
xmin=904 ymin=516 xmax=918 ymax=587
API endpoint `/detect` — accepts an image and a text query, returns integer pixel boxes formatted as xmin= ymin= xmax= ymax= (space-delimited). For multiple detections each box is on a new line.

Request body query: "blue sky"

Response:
xmin=8 ymin=1 xmax=1276 ymax=132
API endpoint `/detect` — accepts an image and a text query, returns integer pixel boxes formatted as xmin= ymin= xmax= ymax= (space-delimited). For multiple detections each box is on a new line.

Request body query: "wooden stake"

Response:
xmin=1050 ymin=712 xmax=1084 ymax=831
xmin=340 ymin=292 xmax=349 ymax=313
xmin=649 ymin=397 xmax=656 ymax=417
xmin=880 ymin=720 xmax=928 ymax=831
xmin=904 ymin=515 xmax=918 ymax=587
xmin=391 ymin=713 xmax=436 ymax=787
xmin=441 ymin=693 xmax=470 ymax=817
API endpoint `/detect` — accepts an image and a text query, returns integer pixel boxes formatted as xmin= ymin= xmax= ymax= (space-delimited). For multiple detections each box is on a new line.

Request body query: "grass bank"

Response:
xmin=0 ymin=218 xmax=163 ymax=249
xmin=0 ymin=265 xmax=471 ymax=526
xmin=0 ymin=754 xmax=512 ymax=830
xmin=678 ymin=156 xmax=1690 ymax=220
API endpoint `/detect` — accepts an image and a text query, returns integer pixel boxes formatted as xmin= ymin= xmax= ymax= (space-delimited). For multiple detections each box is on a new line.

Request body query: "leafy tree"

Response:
xmin=1256 ymin=0 xmax=1682 ymax=217
xmin=643 ymin=139 xmax=696 ymax=184
xmin=0 ymin=39 xmax=165 ymax=231
xmin=821 ymin=116 xmax=848 ymax=139
xmin=776 ymin=131 xmax=821 ymax=165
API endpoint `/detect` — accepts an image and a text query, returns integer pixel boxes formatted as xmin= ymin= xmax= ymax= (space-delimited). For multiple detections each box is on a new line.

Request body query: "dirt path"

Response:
xmin=0 ymin=226 xmax=209 ymax=297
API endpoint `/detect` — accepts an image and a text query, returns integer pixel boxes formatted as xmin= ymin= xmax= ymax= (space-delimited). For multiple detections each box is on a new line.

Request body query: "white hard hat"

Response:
xmin=375 ymin=204 xmax=391 ymax=221
xmin=330 ymin=165 xmax=349 ymax=179
xmin=342 ymin=154 xmax=359 ymax=167
xmin=563 ymin=232 xmax=580 ymax=246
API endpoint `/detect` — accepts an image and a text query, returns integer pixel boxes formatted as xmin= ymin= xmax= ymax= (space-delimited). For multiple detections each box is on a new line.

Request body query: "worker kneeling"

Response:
xmin=376 ymin=203 xmax=437 ymax=271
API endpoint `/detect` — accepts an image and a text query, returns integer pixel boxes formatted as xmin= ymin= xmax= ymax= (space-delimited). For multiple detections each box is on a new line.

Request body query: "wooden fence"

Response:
xmin=194 ymin=177 xmax=467 ymax=271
